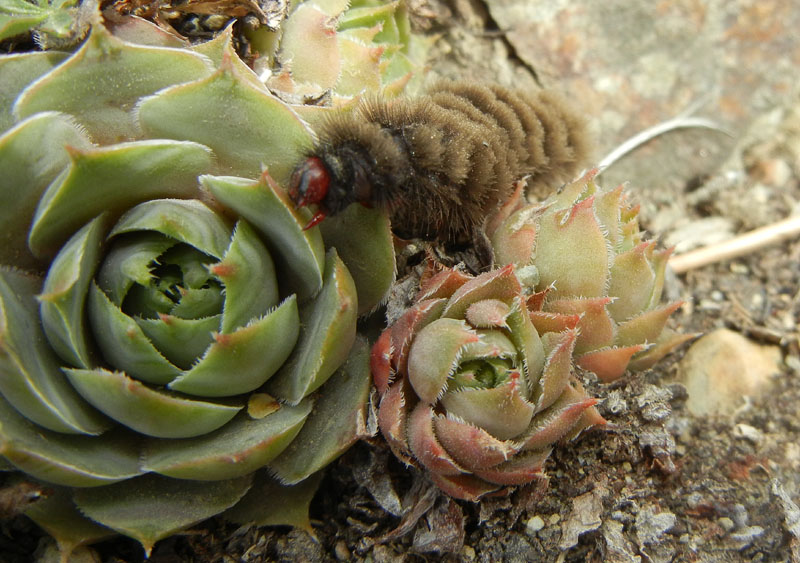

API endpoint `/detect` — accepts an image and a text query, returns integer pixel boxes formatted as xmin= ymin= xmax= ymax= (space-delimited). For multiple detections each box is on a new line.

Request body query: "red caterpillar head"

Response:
xmin=289 ymin=150 xmax=381 ymax=230
xmin=289 ymin=156 xmax=331 ymax=230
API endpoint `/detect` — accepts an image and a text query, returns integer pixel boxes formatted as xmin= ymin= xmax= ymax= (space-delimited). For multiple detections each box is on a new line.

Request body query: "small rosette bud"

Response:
xmin=487 ymin=170 xmax=694 ymax=383
xmin=372 ymin=265 xmax=605 ymax=501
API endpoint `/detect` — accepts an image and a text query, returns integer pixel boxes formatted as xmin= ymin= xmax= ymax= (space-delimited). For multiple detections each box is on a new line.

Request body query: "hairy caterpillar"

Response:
xmin=289 ymin=80 xmax=591 ymax=243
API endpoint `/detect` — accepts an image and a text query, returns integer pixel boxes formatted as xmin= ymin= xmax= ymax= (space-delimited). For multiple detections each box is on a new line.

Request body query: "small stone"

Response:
xmin=717 ymin=517 xmax=735 ymax=532
xmin=525 ymin=515 xmax=545 ymax=535
xmin=732 ymin=504 xmax=749 ymax=529
xmin=686 ymin=493 xmax=704 ymax=509
xmin=675 ymin=329 xmax=781 ymax=416
xmin=635 ymin=506 xmax=677 ymax=545
xmin=729 ymin=262 xmax=749 ymax=274
xmin=461 ymin=545 xmax=476 ymax=561
xmin=549 ymin=513 xmax=560 ymax=525
xmin=752 ymin=158 xmax=792 ymax=186
xmin=734 ymin=424 xmax=764 ymax=445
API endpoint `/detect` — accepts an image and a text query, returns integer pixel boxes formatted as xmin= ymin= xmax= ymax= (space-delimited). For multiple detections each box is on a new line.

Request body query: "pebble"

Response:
xmin=674 ymin=329 xmax=781 ymax=416
xmin=718 ymin=517 xmax=735 ymax=532
xmin=686 ymin=492 xmax=704 ymax=509
xmin=733 ymin=504 xmax=749 ymax=529
xmin=734 ymin=423 xmax=764 ymax=445
xmin=525 ymin=515 xmax=545 ymax=535
xmin=635 ymin=506 xmax=677 ymax=545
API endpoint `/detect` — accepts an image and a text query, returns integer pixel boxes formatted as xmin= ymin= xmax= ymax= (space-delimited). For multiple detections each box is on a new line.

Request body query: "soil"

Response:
xmin=2 ymin=1 xmax=799 ymax=562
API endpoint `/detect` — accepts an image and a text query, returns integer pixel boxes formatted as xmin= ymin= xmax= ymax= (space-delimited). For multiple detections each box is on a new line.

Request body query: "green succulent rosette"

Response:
xmin=372 ymin=266 xmax=606 ymax=501
xmin=372 ymin=172 xmax=693 ymax=501
xmin=262 ymin=0 xmax=428 ymax=105
xmin=486 ymin=170 xmax=694 ymax=382
xmin=0 ymin=21 xmax=396 ymax=556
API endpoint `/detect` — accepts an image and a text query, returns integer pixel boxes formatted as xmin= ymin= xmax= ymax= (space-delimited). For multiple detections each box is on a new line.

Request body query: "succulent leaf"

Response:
xmin=142 ymin=400 xmax=312 ymax=480
xmin=518 ymin=386 xmax=599 ymax=451
xmin=168 ymin=295 xmax=300 ymax=397
xmin=135 ymin=314 xmax=219 ymax=369
xmin=614 ymin=301 xmax=684 ymax=348
xmin=545 ymin=297 xmax=615 ymax=354
xmin=137 ymin=51 xmax=313 ymax=182
xmin=24 ymin=486 xmax=116 ymax=559
xmin=38 ymin=215 xmax=105 ymax=369
xmin=433 ymin=415 xmax=518 ymax=471
xmin=0 ymin=396 xmax=141 ymax=487
xmin=108 ymin=198 xmax=232 ymax=259
xmin=534 ymin=330 xmax=577 ymax=411
xmin=533 ymin=196 xmax=610 ymax=300
xmin=0 ymin=268 xmax=109 ymax=435
xmin=28 ymin=141 xmax=214 ymax=259
xmin=269 ymin=336 xmax=372 ymax=484
xmin=407 ymin=318 xmax=479 ymax=404
xmin=441 ymin=375 xmax=535 ymax=441
xmin=267 ymin=249 xmax=357 ymax=404
xmin=319 ymin=202 xmax=395 ymax=315
xmin=0 ymin=111 xmax=90 ymax=270
xmin=13 ymin=25 xmax=213 ymax=143
xmin=73 ymin=473 xmax=252 ymax=556
xmin=88 ymin=282 xmax=182 ymax=385
xmin=441 ymin=265 xmax=520 ymax=319
xmin=472 ymin=449 xmax=550 ymax=486
xmin=201 ymin=173 xmax=325 ymax=302
xmin=64 ymin=368 xmax=242 ymax=438
xmin=224 ymin=470 xmax=324 ymax=533
xmin=279 ymin=3 xmax=341 ymax=90
xmin=576 ymin=344 xmax=647 ymax=383
xmin=377 ymin=380 xmax=413 ymax=463
xmin=428 ymin=472 xmax=501 ymax=502
xmin=607 ymin=242 xmax=658 ymax=321
xmin=214 ymin=220 xmax=279 ymax=333
xmin=407 ymin=403 xmax=463 ymax=475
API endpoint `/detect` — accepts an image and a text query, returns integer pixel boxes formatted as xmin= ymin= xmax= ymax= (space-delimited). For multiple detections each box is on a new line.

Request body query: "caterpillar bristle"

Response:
xmin=289 ymin=80 xmax=592 ymax=244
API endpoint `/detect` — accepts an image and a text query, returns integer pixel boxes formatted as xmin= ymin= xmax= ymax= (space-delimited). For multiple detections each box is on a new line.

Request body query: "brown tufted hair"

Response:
xmin=308 ymin=80 xmax=592 ymax=244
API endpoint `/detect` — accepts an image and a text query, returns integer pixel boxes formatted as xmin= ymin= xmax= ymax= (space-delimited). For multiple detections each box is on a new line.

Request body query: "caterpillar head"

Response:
xmin=289 ymin=156 xmax=331 ymax=229
xmin=289 ymin=152 xmax=377 ymax=230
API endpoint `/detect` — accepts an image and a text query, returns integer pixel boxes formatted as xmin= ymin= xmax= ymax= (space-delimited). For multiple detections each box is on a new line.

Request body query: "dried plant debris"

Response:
xmin=105 ymin=0 xmax=288 ymax=39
